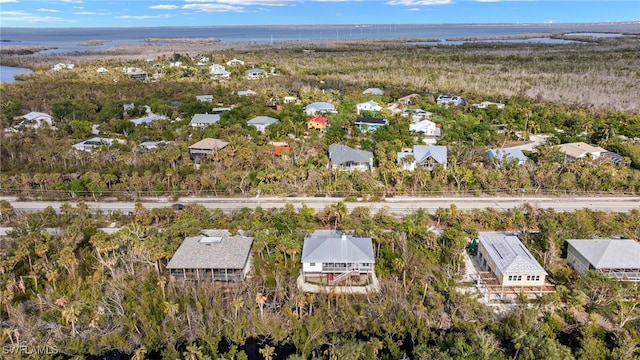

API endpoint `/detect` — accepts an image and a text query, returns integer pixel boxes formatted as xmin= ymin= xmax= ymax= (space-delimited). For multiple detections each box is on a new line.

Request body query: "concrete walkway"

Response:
xmin=297 ymin=273 xmax=380 ymax=294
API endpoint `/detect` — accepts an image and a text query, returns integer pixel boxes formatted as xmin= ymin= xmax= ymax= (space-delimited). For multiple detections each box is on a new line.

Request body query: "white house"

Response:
xmin=226 ymin=58 xmax=245 ymax=66
xmin=437 ymin=94 xmax=465 ymax=107
xmin=196 ymin=95 xmax=214 ymax=103
xmin=96 ymin=67 xmax=109 ymax=74
xmin=245 ymin=68 xmax=267 ymax=79
xmin=210 ymin=64 xmax=231 ymax=78
xmin=237 ymin=89 xmax=256 ymax=97
xmin=556 ymin=142 xmax=607 ymax=161
xmin=356 ymin=100 xmax=383 ymax=115
xmin=409 ymin=119 xmax=441 ymax=137
xmin=19 ymin=112 xmax=54 ymax=129
xmin=300 ymin=231 xmax=376 ymax=287
xmin=247 ymin=116 xmax=279 ymax=133
xmin=397 ymin=145 xmax=447 ymax=170
xmin=304 ymin=102 xmax=336 ymax=116
xmin=474 ymin=101 xmax=505 ymax=109
xmin=190 ymin=114 xmax=221 ymax=128
xmin=72 ymin=137 xmax=122 ymax=152
xmin=362 ymin=87 xmax=384 ymax=95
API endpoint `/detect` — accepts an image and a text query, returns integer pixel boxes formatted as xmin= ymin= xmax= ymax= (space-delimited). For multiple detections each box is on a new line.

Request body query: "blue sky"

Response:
xmin=0 ymin=0 xmax=638 ymax=27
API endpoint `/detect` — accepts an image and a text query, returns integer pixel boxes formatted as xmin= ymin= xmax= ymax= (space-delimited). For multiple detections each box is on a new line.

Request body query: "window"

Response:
xmin=310 ymin=262 xmax=315 ymax=267
xmin=517 ymin=276 xmax=522 ymax=281
xmin=508 ymin=275 xmax=513 ymax=281
xmin=526 ymin=276 xmax=530 ymax=281
xmin=535 ymin=276 xmax=540 ymax=281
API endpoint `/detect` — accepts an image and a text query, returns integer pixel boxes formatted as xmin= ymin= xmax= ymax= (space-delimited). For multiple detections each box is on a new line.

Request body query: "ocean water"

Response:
xmin=0 ymin=65 xmax=33 ymax=83
xmin=1 ymin=23 xmax=639 ymax=54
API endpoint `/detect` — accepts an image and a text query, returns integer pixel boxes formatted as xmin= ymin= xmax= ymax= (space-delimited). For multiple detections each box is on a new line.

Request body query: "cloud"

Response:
xmin=0 ymin=0 xmax=18 ymax=3
xmin=73 ymin=11 xmax=109 ymax=15
xmin=407 ymin=7 xmax=420 ymax=11
xmin=0 ymin=11 xmax=67 ymax=22
xmin=386 ymin=0 xmax=452 ymax=5
xmin=61 ymin=0 xmax=84 ymax=3
xmin=38 ymin=8 xmax=60 ymax=12
xmin=116 ymin=14 xmax=172 ymax=19
xmin=150 ymin=4 xmax=179 ymax=9
xmin=182 ymin=3 xmax=243 ymax=12
xmin=73 ymin=6 xmax=84 ymax=9
xmin=476 ymin=0 xmax=499 ymax=2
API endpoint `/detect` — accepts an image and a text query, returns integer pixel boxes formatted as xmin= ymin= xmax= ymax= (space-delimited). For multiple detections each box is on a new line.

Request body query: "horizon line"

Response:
xmin=2 ymin=20 xmax=640 ymax=30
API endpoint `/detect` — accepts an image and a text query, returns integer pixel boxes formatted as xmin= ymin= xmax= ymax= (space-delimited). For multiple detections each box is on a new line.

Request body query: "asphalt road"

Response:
xmin=4 ymin=196 xmax=640 ymax=215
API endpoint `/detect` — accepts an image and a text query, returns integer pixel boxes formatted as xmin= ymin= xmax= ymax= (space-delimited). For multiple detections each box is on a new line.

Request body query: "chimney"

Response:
xmin=341 ymin=234 xmax=347 ymax=241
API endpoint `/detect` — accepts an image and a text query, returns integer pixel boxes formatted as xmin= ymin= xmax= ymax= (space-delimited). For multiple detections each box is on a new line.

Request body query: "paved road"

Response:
xmin=4 ymin=196 xmax=640 ymax=215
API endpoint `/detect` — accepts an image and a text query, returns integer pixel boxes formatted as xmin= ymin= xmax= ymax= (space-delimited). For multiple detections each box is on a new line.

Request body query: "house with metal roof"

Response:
xmin=487 ymin=148 xmax=528 ymax=166
xmin=477 ymin=233 xmax=548 ymax=286
xmin=237 ymin=89 xmax=256 ymax=97
xmin=18 ymin=111 xmax=53 ymax=129
xmin=72 ymin=137 xmax=123 ymax=152
xmin=556 ymin=142 xmax=607 ymax=161
xmin=356 ymin=100 xmax=383 ymax=115
xmin=437 ymin=94 xmax=465 ymax=107
xmin=363 ymin=87 xmax=384 ymax=95
xmin=196 ymin=95 xmax=214 ymax=102
xmin=188 ymin=138 xmax=229 ymax=160
xmin=304 ymin=102 xmax=336 ymax=116
xmin=354 ymin=117 xmax=388 ymax=133
xmin=329 ymin=144 xmax=374 ymax=171
xmin=245 ymin=68 xmax=267 ymax=79
xmin=190 ymin=113 xmax=221 ymax=128
xmin=167 ymin=230 xmax=253 ymax=282
xmin=247 ymin=116 xmax=279 ymax=133
xmin=397 ymin=145 xmax=447 ymax=171
xmin=566 ymin=239 xmax=640 ymax=282
xmin=300 ymin=231 xmax=376 ymax=286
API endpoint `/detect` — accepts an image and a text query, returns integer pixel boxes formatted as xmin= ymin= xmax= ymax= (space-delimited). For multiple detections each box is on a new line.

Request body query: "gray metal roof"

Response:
xmin=301 ymin=231 xmax=375 ymax=263
xmin=363 ymin=87 xmax=384 ymax=95
xmin=567 ymin=239 xmax=640 ymax=269
xmin=247 ymin=116 xmax=279 ymax=126
xmin=329 ymin=144 xmax=373 ymax=166
xmin=397 ymin=145 xmax=447 ymax=165
xmin=190 ymin=113 xmax=220 ymax=125
xmin=479 ymin=233 xmax=547 ymax=276
xmin=167 ymin=230 xmax=253 ymax=270
xmin=487 ymin=148 xmax=528 ymax=162
xmin=305 ymin=102 xmax=335 ymax=111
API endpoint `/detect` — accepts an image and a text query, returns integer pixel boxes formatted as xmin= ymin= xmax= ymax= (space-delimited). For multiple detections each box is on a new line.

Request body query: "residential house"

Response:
xmin=72 ymin=137 xmax=122 ymax=152
xmin=354 ymin=117 xmax=388 ymax=133
xmin=247 ymin=116 xmax=279 ymax=133
xmin=96 ymin=67 xmax=109 ymax=73
xmin=130 ymin=113 xmax=166 ymax=125
xmin=139 ymin=141 xmax=163 ymax=150
xmin=210 ymin=64 xmax=231 ymax=79
xmin=196 ymin=95 xmax=214 ymax=102
xmin=124 ymin=68 xmax=147 ymax=81
xmin=19 ymin=112 xmax=53 ymax=129
xmin=437 ymin=94 xmax=465 ymax=107
xmin=196 ymin=57 xmax=210 ymax=66
xmin=270 ymin=141 xmax=291 ymax=156
xmin=474 ymin=101 xmax=505 ymax=109
xmin=300 ymin=230 xmax=376 ymax=286
xmin=363 ymin=87 xmax=384 ymax=95
xmin=190 ymin=114 xmax=221 ymax=128
xmin=556 ymin=142 xmax=608 ymax=161
xmin=409 ymin=119 xmax=441 ymax=137
xmin=356 ymin=100 xmax=383 ymax=115
xmin=306 ymin=115 xmax=328 ymax=133
xmin=566 ymin=239 xmax=640 ymax=282
xmin=304 ymin=102 xmax=336 ymax=116
xmin=246 ymin=68 xmax=267 ymax=79
xmin=167 ymin=230 xmax=253 ymax=282
xmin=226 ymin=58 xmax=245 ymax=66
xmin=237 ymin=89 xmax=256 ymax=97
xmin=283 ymin=96 xmax=297 ymax=104
xmin=329 ymin=144 xmax=374 ymax=171
xmin=188 ymin=138 xmax=229 ymax=160
xmin=477 ymin=233 xmax=548 ymax=286
xmin=398 ymin=94 xmax=419 ymax=105
xmin=169 ymin=61 xmax=183 ymax=68
xmin=53 ymin=63 xmax=74 ymax=71
xmin=487 ymin=148 xmax=528 ymax=166
xmin=397 ymin=145 xmax=447 ymax=170
xmin=211 ymin=107 xmax=232 ymax=114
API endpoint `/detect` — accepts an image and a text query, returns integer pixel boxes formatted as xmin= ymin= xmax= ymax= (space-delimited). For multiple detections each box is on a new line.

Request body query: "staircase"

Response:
xmin=329 ymin=270 xmax=359 ymax=285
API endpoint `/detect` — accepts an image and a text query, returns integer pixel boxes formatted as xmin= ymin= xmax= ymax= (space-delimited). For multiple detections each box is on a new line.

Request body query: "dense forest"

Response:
xmin=1 ymin=34 xmax=639 ymax=359
xmin=0 ymin=202 xmax=639 ymax=359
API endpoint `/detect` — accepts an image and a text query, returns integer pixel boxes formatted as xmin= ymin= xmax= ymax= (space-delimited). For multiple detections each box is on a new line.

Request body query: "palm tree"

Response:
xmin=259 ymin=345 xmax=276 ymax=360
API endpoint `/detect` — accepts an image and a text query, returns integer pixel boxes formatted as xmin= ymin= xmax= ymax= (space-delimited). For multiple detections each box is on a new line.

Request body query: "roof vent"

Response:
xmin=341 ymin=234 xmax=347 ymax=240
xmin=199 ymin=236 xmax=222 ymax=244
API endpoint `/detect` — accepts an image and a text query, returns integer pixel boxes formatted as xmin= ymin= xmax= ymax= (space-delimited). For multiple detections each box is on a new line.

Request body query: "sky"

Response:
xmin=0 ymin=0 xmax=638 ymax=27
